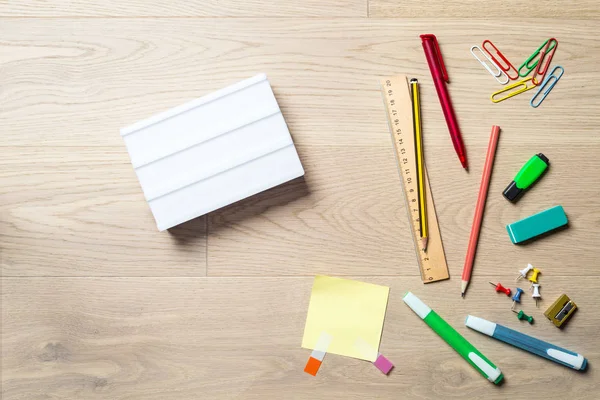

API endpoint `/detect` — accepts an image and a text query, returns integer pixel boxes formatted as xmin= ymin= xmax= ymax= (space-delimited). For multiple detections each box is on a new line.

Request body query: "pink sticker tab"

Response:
xmin=374 ymin=354 xmax=394 ymax=375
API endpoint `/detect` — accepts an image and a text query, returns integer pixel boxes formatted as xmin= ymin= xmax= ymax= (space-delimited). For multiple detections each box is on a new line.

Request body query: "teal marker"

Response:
xmin=503 ymin=153 xmax=549 ymax=202
xmin=403 ymin=292 xmax=503 ymax=384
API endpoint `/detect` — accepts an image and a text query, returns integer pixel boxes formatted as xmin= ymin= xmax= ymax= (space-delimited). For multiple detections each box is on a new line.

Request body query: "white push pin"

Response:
xmin=516 ymin=263 xmax=534 ymax=282
xmin=532 ymin=283 xmax=541 ymax=307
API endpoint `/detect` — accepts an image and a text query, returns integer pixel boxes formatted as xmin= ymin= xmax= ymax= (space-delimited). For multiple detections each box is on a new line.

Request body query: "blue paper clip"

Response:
xmin=530 ymin=65 xmax=564 ymax=108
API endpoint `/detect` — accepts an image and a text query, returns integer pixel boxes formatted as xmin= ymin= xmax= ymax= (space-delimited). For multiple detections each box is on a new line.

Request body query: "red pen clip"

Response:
xmin=532 ymin=38 xmax=558 ymax=85
xmin=420 ymin=34 xmax=448 ymax=82
xmin=482 ymin=40 xmax=519 ymax=80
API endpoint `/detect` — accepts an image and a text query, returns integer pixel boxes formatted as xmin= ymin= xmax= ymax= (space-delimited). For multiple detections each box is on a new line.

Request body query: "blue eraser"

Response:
xmin=506 ymin=205 xmax=568 ymax=244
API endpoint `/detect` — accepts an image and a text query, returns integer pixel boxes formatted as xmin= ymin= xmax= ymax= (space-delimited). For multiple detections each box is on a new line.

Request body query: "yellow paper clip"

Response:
xmin=530 ymin=66 xmax=564 ymax=108
xmin=491 ymin=77 xmax=536 ymax=103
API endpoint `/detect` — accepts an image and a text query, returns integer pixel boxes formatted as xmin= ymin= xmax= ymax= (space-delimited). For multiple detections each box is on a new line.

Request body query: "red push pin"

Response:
xmin=489 ymin=281 xmax=511 ymax=296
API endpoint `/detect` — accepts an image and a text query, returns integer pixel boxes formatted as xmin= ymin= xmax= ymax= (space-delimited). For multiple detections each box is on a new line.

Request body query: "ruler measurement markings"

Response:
xmin=381 ymin=76 xmax=450 ymax=283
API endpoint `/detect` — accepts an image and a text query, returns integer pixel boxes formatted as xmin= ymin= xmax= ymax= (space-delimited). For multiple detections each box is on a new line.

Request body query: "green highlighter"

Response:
xmin=503 ymin=153 xmax=549 ymax=202
xmin=403 ymin=292 xmax=503 ymax=384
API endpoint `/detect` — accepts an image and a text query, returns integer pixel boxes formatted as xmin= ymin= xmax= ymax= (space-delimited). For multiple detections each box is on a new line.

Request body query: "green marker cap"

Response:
xmin=503 ymin=153 xmax=549 ymax=202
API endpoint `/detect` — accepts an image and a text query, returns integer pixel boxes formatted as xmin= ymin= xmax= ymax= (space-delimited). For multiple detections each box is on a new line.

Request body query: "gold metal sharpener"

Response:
xmin=544 ymin=294 xmax=577 ymax=328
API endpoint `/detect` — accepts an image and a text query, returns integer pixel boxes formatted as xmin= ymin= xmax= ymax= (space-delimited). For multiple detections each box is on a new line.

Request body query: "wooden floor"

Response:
xmin=2 ymin=1 xmax=600 ymax=399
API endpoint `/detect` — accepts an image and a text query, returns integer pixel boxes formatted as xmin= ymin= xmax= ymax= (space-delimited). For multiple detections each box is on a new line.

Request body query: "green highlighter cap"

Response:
xmin=503 ymin=153 xmax=549 ymax=202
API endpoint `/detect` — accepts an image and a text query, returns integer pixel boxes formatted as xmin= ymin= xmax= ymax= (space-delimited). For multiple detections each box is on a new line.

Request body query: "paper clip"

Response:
xmin=533 ymin=38 xmax=558 ymax=85
xmin=518 ymin=38 xmax=558 ymax=77
xmin=482 ymin=40 xmax=519 ymax=80
xmin=491 ymin=77 xmax=536 ymax=103
xmin=531 ymin=66 xmax=564 ymax=108
xmin=470 ymin=45 xmax=509 ymax=84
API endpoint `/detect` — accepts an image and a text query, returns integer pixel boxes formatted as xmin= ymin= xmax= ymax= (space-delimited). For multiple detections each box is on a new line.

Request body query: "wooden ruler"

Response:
xmin=380 ymin=75 xmax=449 ymax=283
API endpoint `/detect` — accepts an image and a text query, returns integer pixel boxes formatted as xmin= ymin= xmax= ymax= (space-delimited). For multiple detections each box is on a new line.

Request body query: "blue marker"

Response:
xmin=512 ymin=288 xmax=524 ymax=310
xmin=465 ymin=315 xmax=587 ymax=371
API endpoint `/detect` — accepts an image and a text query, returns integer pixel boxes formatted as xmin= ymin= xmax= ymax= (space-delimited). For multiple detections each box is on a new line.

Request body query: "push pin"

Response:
xmin=513 ymin=309 xmax=534 ymax=324
xmin=511 ymin=288 xmax=524 ymax=310
xmin=528 ymin=268 xmax=541 ymax=288
xmin=532 ymin=283 xmax=541 ymax=307
xmin=489 ymin=282 xmax=511 ymax=297
xmin=516 ymin=264 xmax=534 ymax=282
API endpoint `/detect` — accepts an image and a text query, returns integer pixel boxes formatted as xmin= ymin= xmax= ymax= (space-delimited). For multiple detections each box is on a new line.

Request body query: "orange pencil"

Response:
xmin=461 ymin=126 xmax=501 ymax=297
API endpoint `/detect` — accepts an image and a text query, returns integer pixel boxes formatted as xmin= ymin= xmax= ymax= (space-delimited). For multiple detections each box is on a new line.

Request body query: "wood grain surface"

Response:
xmin=2 ymin=277 xmax=599 ymax=399
xmin=369 ymin=1 xmax=600 ymax=18
xmin=2 ymin=1 xmax=600 ymax=399
xmin=0 ymin=0 xmax=366 ymax=17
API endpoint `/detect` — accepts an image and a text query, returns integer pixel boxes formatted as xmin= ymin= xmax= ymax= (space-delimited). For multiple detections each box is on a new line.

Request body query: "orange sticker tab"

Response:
xmin=304 ymin=357 xmax=322 ymax=376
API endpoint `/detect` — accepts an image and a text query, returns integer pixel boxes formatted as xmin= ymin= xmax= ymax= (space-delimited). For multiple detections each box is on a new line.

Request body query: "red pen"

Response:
xmin=420 ymin=34 xmax=468 ymax=169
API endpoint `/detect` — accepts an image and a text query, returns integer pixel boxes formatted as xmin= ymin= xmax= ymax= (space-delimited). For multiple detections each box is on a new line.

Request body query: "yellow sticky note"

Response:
xmin=301 ymin=276 xmax=389 ymax=361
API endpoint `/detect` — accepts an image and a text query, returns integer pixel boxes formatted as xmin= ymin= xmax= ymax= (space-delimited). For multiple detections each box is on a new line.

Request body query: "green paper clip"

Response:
xmin=518 ymin=39 xmax=558 ymax=77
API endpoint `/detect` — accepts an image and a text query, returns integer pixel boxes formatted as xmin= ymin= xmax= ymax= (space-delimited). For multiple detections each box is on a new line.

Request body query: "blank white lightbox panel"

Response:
xmin=120 ymin=73 xmax=305 ymax=231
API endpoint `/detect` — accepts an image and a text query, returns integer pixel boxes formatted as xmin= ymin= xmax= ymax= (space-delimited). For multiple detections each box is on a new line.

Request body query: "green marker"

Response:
xmin=403 ymin=292 xmax=503 ymax=384
xmin=503 ymin=153 xmax=549 ymax=202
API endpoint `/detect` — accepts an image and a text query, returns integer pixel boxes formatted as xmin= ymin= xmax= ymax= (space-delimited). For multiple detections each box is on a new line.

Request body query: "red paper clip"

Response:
xmin=532 ymin=38 xmax=558 ymax=86
xmin=482 ymin=40 xmax=519 ymax=80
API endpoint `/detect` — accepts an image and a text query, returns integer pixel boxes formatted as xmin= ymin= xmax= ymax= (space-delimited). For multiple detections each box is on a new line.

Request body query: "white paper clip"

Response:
xmin=470 ymin=45 xmax=509 ymax=85
xmin=530 ymin=65 xmax=564 ymax=108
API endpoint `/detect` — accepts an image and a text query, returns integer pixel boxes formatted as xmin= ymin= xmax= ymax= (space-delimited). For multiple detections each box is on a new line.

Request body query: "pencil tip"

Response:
xmin=461 ymin=293 xmax=465 ymax=298
xmin=422 ymin=237 xmax=429 ymax=252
